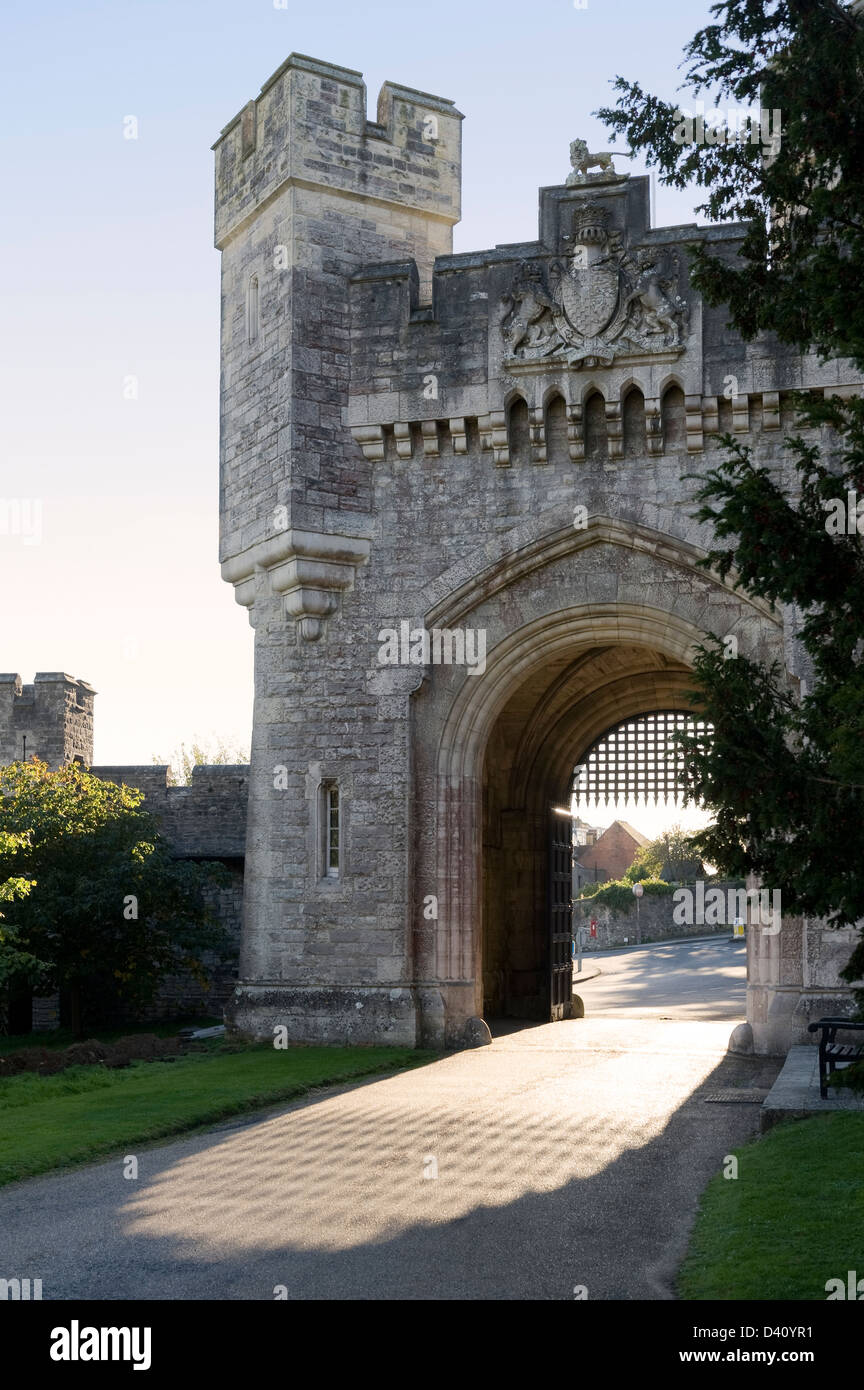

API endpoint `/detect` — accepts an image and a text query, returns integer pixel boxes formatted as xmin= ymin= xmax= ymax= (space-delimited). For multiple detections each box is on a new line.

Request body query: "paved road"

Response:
xmin=574 ymin=936 xmax=746 ymax=1021
xmin=1 ymin=941 xmax=776 ymax=1301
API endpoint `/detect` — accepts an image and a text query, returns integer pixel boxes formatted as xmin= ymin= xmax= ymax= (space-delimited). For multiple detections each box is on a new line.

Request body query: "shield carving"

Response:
xmin=559 ymin=255 xmax=620 ymax=339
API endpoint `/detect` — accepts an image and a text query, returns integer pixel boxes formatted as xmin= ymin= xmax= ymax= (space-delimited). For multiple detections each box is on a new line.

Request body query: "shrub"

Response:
xmin=577 ymin=877 xmax=673 ymax=915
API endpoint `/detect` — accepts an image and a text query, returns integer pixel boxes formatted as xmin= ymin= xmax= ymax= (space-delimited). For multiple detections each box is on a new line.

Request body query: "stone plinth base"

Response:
xmin=226 ymin=984 xmax=418 ymax=1047
xmin=226 ymin=982 xmax=493 ymax=1051
xmin=747 ymin=983 xmax=858 ymax=1056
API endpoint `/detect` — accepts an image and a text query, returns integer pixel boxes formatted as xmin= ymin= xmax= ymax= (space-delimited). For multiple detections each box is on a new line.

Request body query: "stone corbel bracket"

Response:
xmin=221 ymin=528 xmax=371 ymax=641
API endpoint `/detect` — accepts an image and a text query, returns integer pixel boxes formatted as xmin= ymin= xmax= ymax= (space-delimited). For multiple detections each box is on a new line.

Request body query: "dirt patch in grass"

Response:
xmin=0 ymin=1033 xmax=185 ymax=1078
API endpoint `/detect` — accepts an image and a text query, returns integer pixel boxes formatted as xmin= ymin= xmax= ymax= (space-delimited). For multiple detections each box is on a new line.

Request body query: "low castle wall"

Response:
xmin=90 ymin=764 xmax=248 ymax=859
xmin=82 ymin=764 xmax=249 ymax=1023
xmin=574 ymin=880 xmax=747 ymax=950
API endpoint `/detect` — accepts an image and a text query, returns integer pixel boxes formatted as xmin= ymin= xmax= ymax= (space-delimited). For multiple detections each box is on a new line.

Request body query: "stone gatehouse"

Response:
xmin=212 ymin=52 xmax=863 ymax=1054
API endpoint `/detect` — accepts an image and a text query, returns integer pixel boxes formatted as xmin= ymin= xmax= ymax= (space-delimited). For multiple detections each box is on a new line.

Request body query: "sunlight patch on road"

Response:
xmin=121 ymin=1026 xmax=731 ymax=1257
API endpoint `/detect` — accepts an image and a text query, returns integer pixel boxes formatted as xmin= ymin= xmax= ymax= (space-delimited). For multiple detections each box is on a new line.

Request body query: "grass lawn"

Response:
xmin=0 ymin=1043 xmax=433 ymax=1187
xmin=678 ymin=1112 xmax=864 ymax=1300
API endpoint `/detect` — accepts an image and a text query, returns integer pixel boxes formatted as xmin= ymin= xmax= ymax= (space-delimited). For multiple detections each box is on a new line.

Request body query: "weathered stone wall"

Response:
xmin=574 ymin=882 xmax=745 ymax=950
xmin=215 ymin=53 xmax=461 ymax=562
xmin=129 ymin=864 xmax=244 ymax=1021
xmin=90 ymin=764 xmax=248 ymax=859
xmin=214 ymin=54 xmax=462 ymax=1047
xmin=0 ymin=672 xmax=95 ymax=767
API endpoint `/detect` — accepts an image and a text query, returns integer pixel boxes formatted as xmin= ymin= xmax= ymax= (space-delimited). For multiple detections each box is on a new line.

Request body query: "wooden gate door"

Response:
xmin=548 ymin=811 xmax=574 ymax=1021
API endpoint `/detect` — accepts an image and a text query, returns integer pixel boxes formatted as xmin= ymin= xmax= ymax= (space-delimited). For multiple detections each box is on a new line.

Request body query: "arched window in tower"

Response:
xmin=246 ymin=274 xmax=260 ymax=345
xmin=507 ymin=396 xmax=530 ymax=465
xmin=622 ymin=386 xmax=647 ymax=457
xmin=544 ymin=393 xmax=568 ymax=466
xmin=583 ymin=390 xmax=608 ymax=461
xmin=661 ymin=384 xmax=686 ymax=451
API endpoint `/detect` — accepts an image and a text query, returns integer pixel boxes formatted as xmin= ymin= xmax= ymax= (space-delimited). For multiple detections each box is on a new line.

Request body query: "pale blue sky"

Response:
xmin=0 ymin=0 xmax=717 ymax=767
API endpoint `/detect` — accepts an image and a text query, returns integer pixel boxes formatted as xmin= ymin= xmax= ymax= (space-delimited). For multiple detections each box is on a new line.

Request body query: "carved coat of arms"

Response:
xmin=500 ymin=201 xmax=688 ymax=369
xmin=559 ymin=253 xmax=619 ymax=338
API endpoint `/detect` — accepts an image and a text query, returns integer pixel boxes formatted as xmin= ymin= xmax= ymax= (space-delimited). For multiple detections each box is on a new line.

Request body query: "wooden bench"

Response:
xmin=807 ymin=1017 xmax=864 ymax=1098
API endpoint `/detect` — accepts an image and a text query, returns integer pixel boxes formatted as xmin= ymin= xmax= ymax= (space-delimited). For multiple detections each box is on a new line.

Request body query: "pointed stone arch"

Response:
xmin=661 ymin=380 xmax=687 ymax=451
xmin=507 ymin=394 xmax=530 ymax=465
xmin=543 ymin=391 xmax=569 ymax=466
xmin=411 ymin=523 xmax=783 ymax=1045
xmin=583 ymin=389 xmax=608 ymax=460
xmin=622 ymin=383 xmax=647 ymax=457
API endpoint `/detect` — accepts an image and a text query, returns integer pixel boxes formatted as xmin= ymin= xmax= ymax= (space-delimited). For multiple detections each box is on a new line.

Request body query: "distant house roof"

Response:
xmin=573 ymin=818 xmax=650 ymax=868
xmin=610 ymin=820 xmax=650 ymax=847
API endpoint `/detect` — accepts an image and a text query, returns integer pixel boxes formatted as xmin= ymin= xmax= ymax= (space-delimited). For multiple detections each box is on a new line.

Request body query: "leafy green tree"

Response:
xmin=0 ymin=828 xmax=40 ymax=1027
xmin=0 ymin=760 xmax=231 ymax=1035
xmin=597 ymin=0 xmax=864 ymax=370
xmin=596 ymin=0 xmax=864 ymax=1006
xmin=152 ymin=737 xmax=250 ymax=787
xmin=625 ymin=826 xmax=704 ymax=883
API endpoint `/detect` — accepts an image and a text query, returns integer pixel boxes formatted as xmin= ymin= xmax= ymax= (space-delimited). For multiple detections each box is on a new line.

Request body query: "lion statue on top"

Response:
xmin=566 ymin=138 xmax=625 ymax=184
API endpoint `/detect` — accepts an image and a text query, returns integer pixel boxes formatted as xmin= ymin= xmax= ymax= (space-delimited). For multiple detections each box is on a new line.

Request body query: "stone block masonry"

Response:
xmin=0 ymin=673 xmax=95 ymax=767
xmin=574 ymin=881 xmax=745 ymax=951
xmin=90 ymin=764 xmax=248 ymax=860
xmin=214 ymin=52 xmax=462 ymax=566
xmin=213 ymin=52 xmax=864 ymax=1054
xmin=214 ymin=53 xmax=463 ymax=1047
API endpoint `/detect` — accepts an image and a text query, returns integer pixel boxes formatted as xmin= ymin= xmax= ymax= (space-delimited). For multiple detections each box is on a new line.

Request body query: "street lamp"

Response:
xmin=632 ymin=880 xmax=644 ymax=945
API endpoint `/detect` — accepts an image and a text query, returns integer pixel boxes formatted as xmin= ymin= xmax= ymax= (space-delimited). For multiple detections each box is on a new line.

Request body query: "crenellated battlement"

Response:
xmin=0 ymin=672 xmax=248 ymax=862
xmin=90 ymin=764 xmax=248 ymax=860
xmin=213 ymin=53 xmax=462 ymax=252
xmin=213 ymin=54 xmax=464 ymax=619
xmin=0 ymin=672 xmax=95 ymax=767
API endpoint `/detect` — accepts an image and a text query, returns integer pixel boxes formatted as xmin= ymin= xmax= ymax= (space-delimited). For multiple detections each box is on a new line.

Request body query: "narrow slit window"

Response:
xmin=246 ymin=274 xmax=259 ymax=345
xmin=325 ymin=784 xmax=340 ymax=877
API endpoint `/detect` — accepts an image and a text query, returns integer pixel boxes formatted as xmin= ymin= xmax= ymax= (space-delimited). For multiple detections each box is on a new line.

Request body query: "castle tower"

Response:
xmin=214 ymin=53 xmax=462 ymax=586
xmin=214 ymin=55 xmax=462 ymax=1042
xmin=0 ymin=673 xmax=96 ymax=767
